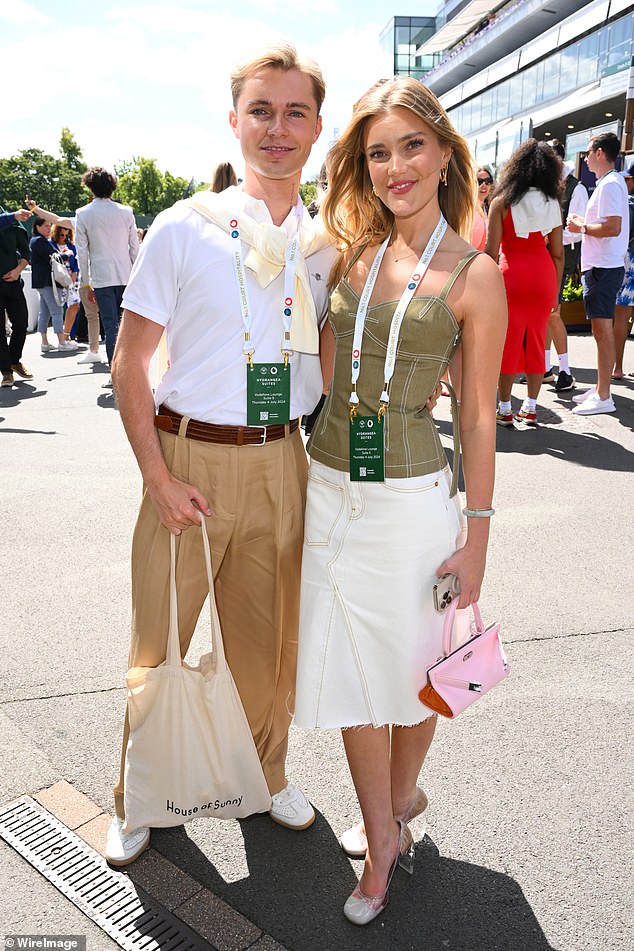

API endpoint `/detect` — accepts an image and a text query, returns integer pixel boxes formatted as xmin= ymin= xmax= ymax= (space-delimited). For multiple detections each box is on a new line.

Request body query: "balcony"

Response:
xmin=421 ymin=0 xmax=589 ymax=96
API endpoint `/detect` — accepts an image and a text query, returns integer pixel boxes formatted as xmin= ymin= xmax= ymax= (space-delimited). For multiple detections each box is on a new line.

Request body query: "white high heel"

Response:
xmin=343 ymin=821 xmax=414 ymax=926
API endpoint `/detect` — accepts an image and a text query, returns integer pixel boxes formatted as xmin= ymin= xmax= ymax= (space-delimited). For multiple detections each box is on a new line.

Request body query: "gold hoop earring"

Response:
xmin=440 ymin=166 xmax=448 ymax=186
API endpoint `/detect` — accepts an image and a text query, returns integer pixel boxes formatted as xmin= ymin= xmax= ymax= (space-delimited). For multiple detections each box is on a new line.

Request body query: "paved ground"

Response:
xmin=1 ymin=330 xmax=633 ymax=951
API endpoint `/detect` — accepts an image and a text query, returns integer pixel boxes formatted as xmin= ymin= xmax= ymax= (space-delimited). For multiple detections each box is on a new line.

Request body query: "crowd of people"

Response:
xmin=1 ymin=38 xmax=632 ymax=932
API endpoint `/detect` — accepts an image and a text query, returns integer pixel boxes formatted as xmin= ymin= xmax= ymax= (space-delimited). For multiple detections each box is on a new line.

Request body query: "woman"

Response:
xmin=51 ymin=223 xmax=80 ymax=342
xmin=294 ymin=78 xmax=506 ymax=926
xmin=471 ymin=165 xmax=494 ymax=251
xmin=485 ymin=140 xmax=563 ymax=426
xmin=29 ymin=217 xmax=78 ymax=352
xmin=210 ymin=161 xmax=238 ymax=193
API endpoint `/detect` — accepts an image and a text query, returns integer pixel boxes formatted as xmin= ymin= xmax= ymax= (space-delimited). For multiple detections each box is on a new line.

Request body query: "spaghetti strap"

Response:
xmin=342 ymin=241 xmax=370 ymax=280
xmin=439 ymin=250 xmax=480 ymax=301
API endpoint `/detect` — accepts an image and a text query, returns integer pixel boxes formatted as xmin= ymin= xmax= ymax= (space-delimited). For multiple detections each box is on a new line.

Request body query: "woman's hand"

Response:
xmin=436 ymin=543 xmax=486 ymax=609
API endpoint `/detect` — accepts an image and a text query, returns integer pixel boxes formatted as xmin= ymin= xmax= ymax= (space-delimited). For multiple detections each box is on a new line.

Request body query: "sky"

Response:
xmin=2 ymin=0 xmax=439 ymax=185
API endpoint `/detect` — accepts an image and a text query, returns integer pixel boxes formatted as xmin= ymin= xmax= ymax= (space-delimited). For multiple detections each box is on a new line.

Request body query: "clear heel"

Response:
xmin=398 ymin=822 xmax=415 ymax=875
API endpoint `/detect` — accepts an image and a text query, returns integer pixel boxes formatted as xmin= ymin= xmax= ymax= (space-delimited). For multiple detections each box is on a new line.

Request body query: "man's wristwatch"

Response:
xmin=580 ymin=223 xmax=587 ymax=235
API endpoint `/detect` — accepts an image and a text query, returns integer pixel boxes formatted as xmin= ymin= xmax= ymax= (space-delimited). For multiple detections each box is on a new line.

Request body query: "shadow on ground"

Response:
xmin=151 ymin=816 xmax=558 ymax=951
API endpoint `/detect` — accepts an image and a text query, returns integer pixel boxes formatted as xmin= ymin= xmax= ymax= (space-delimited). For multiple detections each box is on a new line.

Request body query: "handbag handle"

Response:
xmin=442 ymin=597 xmax=485 ymax=656
xmin=166 ymin=514 xmax=228 ymax=672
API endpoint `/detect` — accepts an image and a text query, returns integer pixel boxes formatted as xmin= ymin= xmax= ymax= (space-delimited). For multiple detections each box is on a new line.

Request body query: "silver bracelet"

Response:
xmin=462 ymin=507 xmax=495 ymax=518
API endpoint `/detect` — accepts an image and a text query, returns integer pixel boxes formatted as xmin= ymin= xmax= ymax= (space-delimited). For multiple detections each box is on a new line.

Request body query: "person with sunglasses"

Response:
xmin=471 ymin=167 xmax=493 ymax=251
xmin=51 ymin=223 xmax=80 ymax=344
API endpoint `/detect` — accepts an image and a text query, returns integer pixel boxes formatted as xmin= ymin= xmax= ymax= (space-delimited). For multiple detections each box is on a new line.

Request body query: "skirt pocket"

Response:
xmin=304 ymin=465 xmax=345 ymax=546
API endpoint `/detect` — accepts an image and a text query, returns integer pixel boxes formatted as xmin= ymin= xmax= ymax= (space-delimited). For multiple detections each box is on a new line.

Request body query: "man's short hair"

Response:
xmin=81 ymin=167 xmax=118 ymax=199
xmin=589 ymin=132 xmax=621 ymax=163
xmin=230 ymin=41 xmax=325 ymax=114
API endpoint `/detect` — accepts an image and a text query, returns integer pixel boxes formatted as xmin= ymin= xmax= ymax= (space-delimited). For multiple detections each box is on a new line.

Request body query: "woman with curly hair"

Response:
xmin=51 ymin=222 xmax=80 ymax=342
xmin=486 ymin=139 xmax=564 ymax=425
xmin=294 ymin=77 xmax=506 ymax=925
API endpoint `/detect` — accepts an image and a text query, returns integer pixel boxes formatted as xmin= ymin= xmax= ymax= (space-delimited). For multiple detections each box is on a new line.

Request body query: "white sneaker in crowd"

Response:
xmin=41 ymin=342 xmax=56 ymax=353
xmin=58 ymin=340 xmax=79 ymax=351
xmin=78 ymin=351 xmax=103 ymax=364
xmin=572 ymin=392 xmax=616 ymax=415
xmin=105 ymin=817 xmax=150 ymax=866
xmin=572 ymin=388 xmax=596 ymax=404
xmin=269 ymin=782 xmax=315 ymax=830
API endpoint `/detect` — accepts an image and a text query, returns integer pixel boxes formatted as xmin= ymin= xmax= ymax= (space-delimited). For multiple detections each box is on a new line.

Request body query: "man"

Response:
xmin=568 ymin=132 xmax=629 ymax=415
xmin=613 ymin=163 xmax=634 ymax=379
xmin=0 ymin=209 xmax=31 ymax=229
xmin=0 ymin=212 xmax=33 ymax=387
xmin=107 ymin=42 xmax=336 ymax=865
xmin=75 ymin=168 xmax=139 ymax=383
xmin=546 ymin=140 xmax=588 ymax=392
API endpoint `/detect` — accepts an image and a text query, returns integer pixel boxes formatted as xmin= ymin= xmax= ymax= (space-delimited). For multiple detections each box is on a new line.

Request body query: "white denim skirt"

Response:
xmin=294 ymin=460 xmax=467 ymax=730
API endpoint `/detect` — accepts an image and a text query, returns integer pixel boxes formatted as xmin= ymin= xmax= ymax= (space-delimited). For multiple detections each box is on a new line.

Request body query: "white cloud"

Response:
xmin=0 ymin=0 xmax=49 ymax=26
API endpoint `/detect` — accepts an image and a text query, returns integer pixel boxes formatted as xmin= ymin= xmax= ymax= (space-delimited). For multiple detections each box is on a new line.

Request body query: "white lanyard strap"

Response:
xmin=229 ymin=210 xmax=302 ymax=367
xmin=349 ymin=215 xmax=447 ymax=417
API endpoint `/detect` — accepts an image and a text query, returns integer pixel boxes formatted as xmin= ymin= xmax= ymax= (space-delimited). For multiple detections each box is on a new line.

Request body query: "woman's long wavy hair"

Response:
xmin=322 ymin=77 xmax=476 ymax=286
xmin=495 ymin=138 xmax=563 ymax=208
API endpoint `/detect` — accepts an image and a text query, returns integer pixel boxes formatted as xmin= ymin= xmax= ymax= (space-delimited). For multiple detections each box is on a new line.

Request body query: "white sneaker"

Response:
xmin=105 ymin=817 xmax=150 ymax=866
xmin=41 ymin=342 xmax=56 ymax=353
xmin=572 ymin=388 xmax=596 ymax=404
xmin=572 ymin=393 xmax=616 ymax=415
xmin=269 ymin=783 xmax=315 ymax=830
xmin=78 ymin=351 xmax=103 ymax=364
xmin=101 ymin=376 xmax=113 ymax=389
xmin=58 ymin=340 xmax=79 ymax=351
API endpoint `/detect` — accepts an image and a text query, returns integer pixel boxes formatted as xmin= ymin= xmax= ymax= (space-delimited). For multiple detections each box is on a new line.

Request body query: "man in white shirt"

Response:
xmin=75 ymin=168 xmax=139 ymax=376
xmin=545 ymin=141 xmax=588 ymax=392
xmin=107 ymin=42 xmax=336 ymax=865
xmin=568 ymin=132 xmax=629 ymax=415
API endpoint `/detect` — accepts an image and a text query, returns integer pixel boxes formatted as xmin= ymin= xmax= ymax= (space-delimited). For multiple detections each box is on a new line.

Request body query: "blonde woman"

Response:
xmin=295 ymin=78 xmax=507 ymax=926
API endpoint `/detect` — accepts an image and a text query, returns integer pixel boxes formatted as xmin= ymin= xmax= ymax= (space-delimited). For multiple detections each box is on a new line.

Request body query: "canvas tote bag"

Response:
xmin=123 ymin=516 xmax=272 ymax=832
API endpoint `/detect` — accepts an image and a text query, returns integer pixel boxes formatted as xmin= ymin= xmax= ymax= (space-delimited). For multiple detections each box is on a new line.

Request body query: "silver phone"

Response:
xmin=433 ymin=573 xmax=460 ymax=613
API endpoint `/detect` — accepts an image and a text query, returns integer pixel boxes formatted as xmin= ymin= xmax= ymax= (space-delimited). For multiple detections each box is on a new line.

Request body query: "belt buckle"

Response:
xmin=255 ymin=425 xmax=268 ymax=445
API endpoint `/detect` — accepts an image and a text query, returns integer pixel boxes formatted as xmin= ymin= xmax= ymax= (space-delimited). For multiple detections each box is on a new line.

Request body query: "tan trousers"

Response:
xmin=113 ymin=424 xmax=308 ymax=819
xmin=79 ymin=285 xmax=100 ymax=351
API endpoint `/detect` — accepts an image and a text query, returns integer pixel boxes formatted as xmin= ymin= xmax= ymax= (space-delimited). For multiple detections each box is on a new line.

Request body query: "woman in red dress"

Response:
xmin=486 ymin=140 xmax=563 ymax=426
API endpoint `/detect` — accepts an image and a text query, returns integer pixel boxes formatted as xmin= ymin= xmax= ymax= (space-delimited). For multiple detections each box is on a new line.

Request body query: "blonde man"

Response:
xmin=107 ymin=42 xmax=335 ymax=865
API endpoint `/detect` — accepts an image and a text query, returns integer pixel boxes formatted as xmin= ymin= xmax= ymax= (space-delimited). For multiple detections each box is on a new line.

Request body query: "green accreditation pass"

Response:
xmin=349 ymin=415 xmax=385 ymax=482
xmin=246 ymin=362 xmax=291 ymax=426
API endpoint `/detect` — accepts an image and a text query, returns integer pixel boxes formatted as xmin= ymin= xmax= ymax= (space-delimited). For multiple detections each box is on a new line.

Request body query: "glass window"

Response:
xmin=578 ymin=32 xmax=599 ymax=83
xmin=559 ymin=45 xmax=578 ymax=95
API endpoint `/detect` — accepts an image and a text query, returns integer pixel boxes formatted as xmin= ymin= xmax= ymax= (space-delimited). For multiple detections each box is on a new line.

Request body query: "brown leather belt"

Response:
xmin=155 ymin=404 xmax=299 ymax=446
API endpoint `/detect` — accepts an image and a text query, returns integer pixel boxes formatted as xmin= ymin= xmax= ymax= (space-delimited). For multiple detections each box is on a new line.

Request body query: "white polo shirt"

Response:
xmin=122 ymin=189 xmax=337 ymax=425
xmin=581 ymin=170 xmax=629 ymax=270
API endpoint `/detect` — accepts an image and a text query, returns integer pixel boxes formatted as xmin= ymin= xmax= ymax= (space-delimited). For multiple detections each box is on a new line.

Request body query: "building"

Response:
xmin=380 ymin=15 xmax=440 ymax=80
xmin=387 ymin=0 xmax=634 ymax=172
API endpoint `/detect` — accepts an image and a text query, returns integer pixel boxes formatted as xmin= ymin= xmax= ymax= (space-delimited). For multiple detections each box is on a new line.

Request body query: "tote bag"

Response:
xmin=123 ymin=516 xmax=272 ymax=832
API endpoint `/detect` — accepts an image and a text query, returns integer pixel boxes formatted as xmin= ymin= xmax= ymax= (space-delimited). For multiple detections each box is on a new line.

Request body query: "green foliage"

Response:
xmin=0 ymin=146 xmax=87 ymax=213
xmin=59 ymin=128 xmax=86 ymax=173
xmin=114 ymin=157 xmax=191 ymax=215
xmin=562 ymin=277 xmax=583 ymax=301
xmin=299 ymin=182 xmax=318 ymax=206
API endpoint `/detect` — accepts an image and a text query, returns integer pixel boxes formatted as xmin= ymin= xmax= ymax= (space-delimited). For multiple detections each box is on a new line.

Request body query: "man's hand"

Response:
xmin=2 ymin=267 xmax=22 ymax=282
xmin=14 ymin=209 xmax=31 ymax=222
xmin=146 ymin=473 xmax=212 ymax=536
xmin=567 ymin=213 xmax=584 ymax=234
xmin=88 ymin=287 xmax=96 ymax=304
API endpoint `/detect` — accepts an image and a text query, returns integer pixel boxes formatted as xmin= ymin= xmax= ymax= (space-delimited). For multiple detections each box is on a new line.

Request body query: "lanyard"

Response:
xmin=349 ymin=214 xmax=447 ymax=418
xmin=229 ymin=209 xmax=301 ymax=367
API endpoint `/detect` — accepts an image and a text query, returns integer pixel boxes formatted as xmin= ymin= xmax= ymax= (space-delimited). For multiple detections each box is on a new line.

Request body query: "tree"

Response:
xmin=299 ymin=182 xmax=318 ymax=206
xmin=59 ymin=127 xmax=86 ymax=173
xmin=0 ymin=147 xmax=86 ymax=213
xmin=114 ymin=157 xmax=191 ymax=215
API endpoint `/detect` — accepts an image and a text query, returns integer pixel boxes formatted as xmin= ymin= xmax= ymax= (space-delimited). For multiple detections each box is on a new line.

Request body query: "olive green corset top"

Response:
xmin=308 ymin=250 xmax=478 ymax=479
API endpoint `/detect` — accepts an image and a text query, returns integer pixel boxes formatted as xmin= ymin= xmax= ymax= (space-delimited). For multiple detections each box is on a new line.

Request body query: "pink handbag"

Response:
xmin=418 ymin=599 xmax=509 ymax=719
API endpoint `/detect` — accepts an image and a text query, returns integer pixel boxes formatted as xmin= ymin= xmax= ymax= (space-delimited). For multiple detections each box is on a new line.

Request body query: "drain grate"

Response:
xmin=0 ymin=796 xmax=212 ymax=951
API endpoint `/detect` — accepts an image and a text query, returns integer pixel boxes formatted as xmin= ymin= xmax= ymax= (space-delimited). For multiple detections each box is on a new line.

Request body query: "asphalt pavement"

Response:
xmin=1 ymin=329 xmax=633 ymax=951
